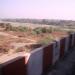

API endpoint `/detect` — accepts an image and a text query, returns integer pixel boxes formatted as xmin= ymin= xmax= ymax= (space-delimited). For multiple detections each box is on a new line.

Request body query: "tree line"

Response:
xmin=2 ymin=19 xmax=75 ymax=26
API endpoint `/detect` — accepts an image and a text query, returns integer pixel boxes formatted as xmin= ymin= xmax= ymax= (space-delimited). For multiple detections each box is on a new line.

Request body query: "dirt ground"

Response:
xmin=0 ymin=26 xmax=68 ymax=56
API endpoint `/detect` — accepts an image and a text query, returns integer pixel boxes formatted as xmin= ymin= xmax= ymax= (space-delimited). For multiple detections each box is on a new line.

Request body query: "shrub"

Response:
xmin=32 ymin=27 xmax=52 ymax=34
xmin=37 ymin=35 xmax=54 ymax=45
xmin=33 ymin=27 xmax=43 ymax=34
xmin=15 ymin=47 xmax=25 ymax=52
xmin=17 ymin=26 xmax=29 ymax=32
xmin=46 ymin=27 xmax=54 ymax=33
xmin=41 ymin=27 xmax=47 ymax=33
xmin=31 ymin=31 xmax=38 ymax=35
xmin=0 ymin=23 xmax=5 ymax=28
xmin=4 ymin=23 xmax=12 ymax=31
xmin=10 ymin=27 xmax=18 ymax=31
xmin=5 ymin=25 xmax=30 ymax=32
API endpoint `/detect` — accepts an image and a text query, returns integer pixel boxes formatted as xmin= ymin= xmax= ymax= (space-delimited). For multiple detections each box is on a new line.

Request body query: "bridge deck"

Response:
xmin=47 ymin=47 xmax=75 ymax=75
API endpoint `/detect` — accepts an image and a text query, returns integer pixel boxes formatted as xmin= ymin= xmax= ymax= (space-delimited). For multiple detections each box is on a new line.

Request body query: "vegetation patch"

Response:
xmin=0 ymin=22 xmax=74 ymax=55
xmin=37 ymin=35 xmax=54 ymax=45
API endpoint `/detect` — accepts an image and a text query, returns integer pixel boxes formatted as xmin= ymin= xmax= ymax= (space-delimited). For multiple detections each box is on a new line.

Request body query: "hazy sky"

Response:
xmin=0 ymin=0 xmax=75 ymax=20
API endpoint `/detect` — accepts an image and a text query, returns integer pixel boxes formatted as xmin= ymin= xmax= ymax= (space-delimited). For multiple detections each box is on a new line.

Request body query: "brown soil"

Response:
xmin=0 ymin=28 xmax=68 ymax=55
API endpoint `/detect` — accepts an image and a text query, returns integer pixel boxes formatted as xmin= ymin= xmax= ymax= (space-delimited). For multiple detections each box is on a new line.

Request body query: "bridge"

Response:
xmin=0 ymin=32 xmax=75 ymax=75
